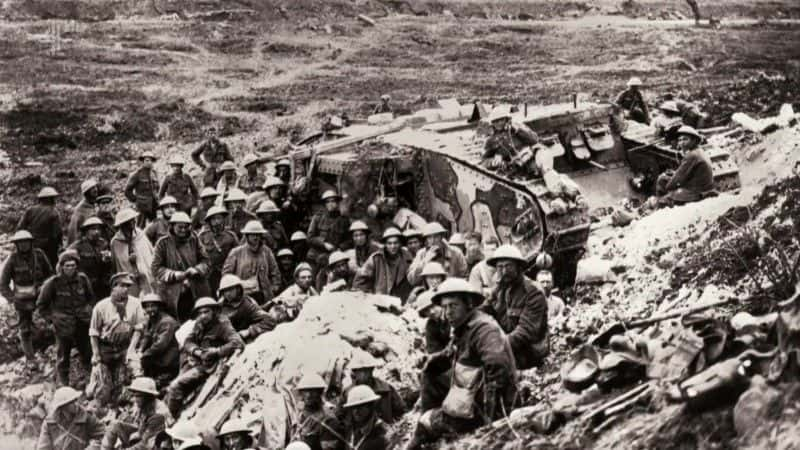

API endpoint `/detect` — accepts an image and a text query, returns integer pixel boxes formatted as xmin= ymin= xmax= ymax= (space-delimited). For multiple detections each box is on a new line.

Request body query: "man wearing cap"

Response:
xmin=285 ymin=371 xmax=344 ymax=450
xmin=407 ymin=222 xmax=467 ymax=286
xmin=166 ymin=297 xmax=244 ymax=417
xmin=152 ymin=212 xmax=212 ymax=321
xmin=403 ymin=228 xmax=423 ymax=258
xmin=160 ymin=156 xmax=199 ymax=215
xmin=37 ymin=386 xmax=105 ymax=450
xmin=18 ymin=186 xmax=62 ymax=266
xmin=237 ymin=154 xmax=268 ymax=195
xmin=198 ymin=206 xmax=238 ymax=294
xmin=37 ymin=249 xmax=95 ymax=386
xmin=68 ymin=178 xmax=103 ymax=244
xmin=222 ymin=221 xmax=281 ymax=305
xmin=276 ymin=248 xmax=296 ymax=290
xmin=482 ymin=244 xmax=549 ymax=370
xmin=146 ymin=196 xmax=179 ymax=245
xmin=468 ymin=236 xmax=499 ymax=298
xmin=307 ymin=190 xmax=351 ymax=267
xmin=353 ymin=228 xmax=413 ymax=303
xmin=217 ymin=418 xmax=255 ymax=450
xmin=192 ymin=187 xmax=219 ymax=231
xmin=138 ymin=293 xmax=180 ymax=389
xmin=341 ymin=353 xmax=405 ymax=424
xmin=89 ymin=272 xmax=146 ymax=409
xmin=95 ymin=195 xmax=117 ymax=243
xmin=655 ymin=125 xmax=714 ymax=206
xmin=317 ymin=251 xmax=353 ymax=293
xmin=0 ymin=230 xmax=53 ymax=371
xmin=191 ymin=133 xmax=234 ymax=187
xmin=69 ymin=217 xmax=114 ymax=300
xmin=341 ymin=385 xmax=390 ymax=450
xmin=217 ymin=274 xmax=275 ymax=342
xmin=126 ymin=151 xmax=160 ymax=227
xmin=481 ymin=106 xmax=539 ymax=170
xmin=407 ymin=278 xmax=517 ymax=450
xmin=215 ymin=160 xmax=239 ymax=203
xmin=110 ymin=209 xmax=152 ymax=297
xmin=346 ymin=221 xmax=379 ymax=271
xmin=101 ymin=377 xmax=172 ymax=450
xmin=615 ymin=77 xmax=650 ymax=125
xmin=256 ymin=200 xmax=289 ymax=252
xmin=224 ymin=188 xmax=258 ymax=241
xmin=275 ymin=263 xmax=318 ymax=318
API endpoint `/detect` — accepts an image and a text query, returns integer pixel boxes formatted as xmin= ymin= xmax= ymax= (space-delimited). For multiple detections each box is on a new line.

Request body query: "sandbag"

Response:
xmin=575 ymin=257 xmax=616 ymax=284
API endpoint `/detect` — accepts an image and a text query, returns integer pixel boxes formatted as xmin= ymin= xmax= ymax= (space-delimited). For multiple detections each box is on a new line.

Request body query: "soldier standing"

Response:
xmin=69 ymin=217 xmax=114 ymax=300
xmin=307 ymin=190 xmax=351 ymax=268
xmin=67 ymin=179 xmax=101 ymax=244
xmin=224 ymin=189 xmax=258 ymax=241
xmin=191 ymin=132 xmax=234 ymax=187
xmin=192 ymin=187 xmax=219 ymax=231
xmin=17 ymin=186 xmax=62 ymax=266
xmin=222 ymin=221 xmax=281 ymax=305
xmin=160 ymin=156 xmax=198 ymax=215
xmin=197 ymin=206 xmax=239 ymax=294
xmin=237 ymin=154 xmax=267 ymax=195
xmin=125 ymin=151 xmax=160 ymax=227
xmin=615 ymin=77 xmax=650 ymax=125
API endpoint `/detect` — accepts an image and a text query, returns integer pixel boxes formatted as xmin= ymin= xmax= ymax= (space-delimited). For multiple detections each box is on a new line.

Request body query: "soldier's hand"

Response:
xmin=239 ymin=330 xmax=250 ymax=340
xmin=201 ymin=348 xmax=220 ymax=364
xmin=174 ymin=271 xmax=188 ymax=282
xmin=186 ymin=268 xmax=199 ymax=278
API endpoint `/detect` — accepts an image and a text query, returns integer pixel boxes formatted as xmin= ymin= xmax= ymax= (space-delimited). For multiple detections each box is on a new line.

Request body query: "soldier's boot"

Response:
xmin=19 ymin=329 xmax=39 ymax=372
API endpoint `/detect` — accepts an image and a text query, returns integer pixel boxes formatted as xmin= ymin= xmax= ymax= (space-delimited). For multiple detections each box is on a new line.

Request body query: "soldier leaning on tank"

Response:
xmin=198 ymin=206 xmax=239 ymax=294
xmin=17 ymin=186 xmax=62 ymax=267
xmin=0 ymin=230 xmax=53 ymax=372
xmin=481 ymin=107 xmax=539 ymax=171
xmin=160 ymin=156 xmax=199 ymax=215
xmin=69 ymin=217 xmax=114 ymax=301
xmin=656 ymin=126 xmax=715 ymax=207
xmin=125 ymin=151 xmax=160 ymax=228
xmin=615 ymin=77 xmax=650 ymax=125
xmin=192 ymin=131 xmax=234 ymax=188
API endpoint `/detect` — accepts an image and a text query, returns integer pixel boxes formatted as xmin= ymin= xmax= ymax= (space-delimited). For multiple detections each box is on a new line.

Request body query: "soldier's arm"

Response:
xmin=81 ymin=273 xmax=96 ymax=304
xmin=450 ymin=247 xmax=468 ymax=278
xmin=472 ymin=321 xmax=515 ymax=418
xmin=124 ymin=172 xmax=137 ymax=203
xmin=665 ymin=152 xmax=700 ymax=191
xmin=36 ymin=276 xmax=56 ymax=316
xmin=406 ymin=251 xmax=426 ymax=286
xmin=158 ymin=177 xmax=168 ymax=199
xmin=0 ymin=255 xmax=14 ymax=301
xmin=187 ymin=175 xmax=199 ymax=204
xmin=192 ymin=237 xmax=210 ymax=276
xmin=183 ymin=323 xmax=201 ymax=355
xmin=506 ymin=290 xmax=547 ymax=354
xmin=390 ymin=385 xmax=406 ymax=421
xmin=217 ymin=320 xmax=245 ymax=357
xmin=512 ymin=122 xmax=539 ymax=145
xmin=243 ymin=299 xmax=276 ymax=338
xmin=129 ymin=414 xmax=167 ymax=450
xmin=221 ymin=247 xmax=237 ymax=276
xmin=87 ymin=411 xmax=107 ymax=443
xmin=190 ymin=144 xmax=206 ymax=168
xmin=152 ymin=239 xmax=180 ymax=283
xmin=319 ymin=415 xmax=345 ymax=450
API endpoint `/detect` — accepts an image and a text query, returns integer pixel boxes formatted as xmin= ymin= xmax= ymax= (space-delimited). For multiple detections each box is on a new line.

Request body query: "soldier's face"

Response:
xmin=224 ymin=170 xmax=236 ymax=182
xmin=299 ymin=389 xmax=322 ymax=408
xmin=86 ymin=186 xmax=98 ymax=199
xmin=484 ymin=242 xmax=498 ymax=256
xmin=170 ymin=164 xmax=183 ymax=174
xmin=492 ymin=118 xmax=508 ymax=131
xmin=15 ymin=240 xmax=32 ymax=253
xmin=141 ymin=158 xmax=154 ymax=169
xmin=162 ymin=206 xmax=176 ymax=219
xmin=352 ymin=368 xmax=372 ymax=384
xmin=425 ymin=235 xmax=442 ymax=250
xmin=144 ymin=303 xmax=160 ymax=320
xmin=537 ymin=271 xmax=553 ymax=295
xmin=267 ymin=187 xmax=283 ymax=201
xmin=276 ymin=166 xmax=290 ymax=180
xmin=245 ymin=234 xmax=261 ymax=248
xmin=279 ymin=257 xmax=294 ymax=271
xmin=324 ymin=199 xmax=338 ymax=212
xmin=209 ymin=215 xmax=225 ymax=230
xmin=384 ymin=237 xmax=401 ymax=255
xmin=202 ymin=197 xmax=216 ymax=208
xmin=196 ymin=307 xmax=215 ymax=324
xmin=466 ymin=238 xmax=481 ymax=253
xmin=222 ymin=287 xmax=241 ymax=303
xmin=131 ymin=393 xmax=146 ymax=409
xmin=120 ymin=221 xmax=135 ymax=236
xmin=228 ymin=201 xmax=244 ymax=212
xmin=425 ymin=275 xmax=445 ymax=290
xmin=406 ymin=238 xmax=421 ymax=254
xmin=98 ymin=201 xmax=113 ymax=213
xmin=173 ymin=223 xmax=191 ymax=239
xmin=352 ymin=231 xmax=367 ymax=247
xmin=223 ymin=434 xmax=246 ymax=450
xmin=678 ymin=134 xmax=699 ymax=151
xmin=111 ymin=282 xmax=130 ymax=300
xmin=86 ymin=226 xmax=101 ymax=241
xmin=61 ymin=261 xmax=78 ymax=277
xmin=442 ymin=296 xmax=471 ymax=328
xmin=333 ymin=262 xmax=349 ymax=277
xmin=296 ymin=270 xmax=313 ymax=289
xmin=350 ymin=403 xmax=373 ymax=424
xmin=496 ymin=260 xmax=520 ymax=284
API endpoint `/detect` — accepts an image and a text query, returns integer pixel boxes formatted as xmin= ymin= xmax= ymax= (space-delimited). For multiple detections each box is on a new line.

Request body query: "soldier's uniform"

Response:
xmin=144 ymin=218 xmax=170 ymax=246
xmin=197 ymin=226 xmax=239 ymax=294
xmin=69 ymin=237 xmax=113 ymax=301
xmin=159 ymin=173 xmax=198 ymax=215
xmin=286 ymin=405 xmax=344 ymax=450
xmin=125 ymin=167 xmax=160 ymax=224
xmin=227 ymin=209 xmax=258 ymax=241
xmin=17 ymin=203 xmax=62 ymax=267
xmin=307 ymin=211 xmax=351 ymax=268
xmin=615 ymin=88 xmax=650 ymax=125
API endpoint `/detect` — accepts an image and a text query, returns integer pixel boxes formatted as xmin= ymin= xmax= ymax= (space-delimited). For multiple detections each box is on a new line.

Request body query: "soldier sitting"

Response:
xmin=481 ymin=106 xmax=539 ymax=172
xmin=307 ymin=190 xmax=351 ymax=267
xmin=655 ymin=126 xmax=715 ymax=207
xmin=615 ymin=77 xmax=650 ymax=125
xmin=159 ymin=156 xmax=198 ymax=215
xmin=284 ymin=372 xmax=344 ymax=450
xmin=17 ymin=186 xmax=62 ymax=267
xmin=145 ymin=196 xmax=179 ymax=246
xmin=125 ymin=151 xmax=160 ymax=227
xmin=138 ymin=294 xmax=180 ymax=390
xmin=341 ymin=385 xmax=390 ymax=450
xmin=217 ymin=274 xmax=276 ymax=342
xmin=37 ymin=387 xmax=105 ymax=450
xmin=340 ymin=353 xmax=405 ymax=425
xmin=101 ymin=377 xmax=173 ymax=450
xmin=317 ymin=251 xmax=354 ymax=293
xmin=274 ymin=263 xmax=318 ymax=320
xmin=217 ymin=418 xmax=256 ymax=450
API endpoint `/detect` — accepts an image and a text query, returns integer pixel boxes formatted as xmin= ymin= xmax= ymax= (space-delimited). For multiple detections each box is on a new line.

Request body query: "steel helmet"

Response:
xmin=166 ymin=420 xmax=201 ymax=441
xmin=382 ymin=227 xmax=402 ymax=241
xmin=286 ymin=442 xmax=312 ymax=450
xmin=177 ymin=438 xmax=203 ymax=450
xmin=421 ymin=262 xmax=446 ymax=277
xmin=141 ymin=293 xmax=164 ymax=306
xmin=218 ymin=274 xmax=243 ymax=295
xmin=448 ymin=233 xmax=466 ymax=246
xmin=127 ymin=377 xmax=159 ymax=396
xmin=277 ymin=248 xmax=294 ymax=259
xmin=256 ymin=200 xmax=280 ymax=214
xmin=627 ymin=77 xmax=643 ymax=87
xmin=328 ymin=251 xmax=349 ymax=268
xmin=415 ymin=290 xmax=435 ymax=315
xmin=168 ymin=155 xmax=185 ymax=166
xmin=343 ymin=385 xmax=381 ymax=408
xmin=36 ymin=187 xmax=59 ymax=198
xmin=242 ymin=153 xmax=260 ymax=167
xmin=659 ymin=101 xmax=680 ymax=113
xmin=219 ymin=418 xmax=251 ymax=437
xmin=431 ymin=278 xmax=484 ymax=306
xmin=290 ymin=231 xmax=307 ymax=242
xmin=296 ymin=372 xmax=326 ymax=390
xmin=217 ymin=160 xmax=236 ymax=173
xmin=199 ymin=187 xmax=219 ymax=199
xmin=204 ymin=206 xmax=228 ymax=221
xmin=263 ymin=176 xmax=285 ymax=190
xmin=193 ymin=297 xmax=220 ymax=312
xmin=241 ymin=220 xmax=267 ymax=235
xmin=170 ymin=212 xmax=192 ymax=224
xmin=159 ymin=196 xmax=179 ymax=208
xmin=276 ymin=158 xmax=291 ymax=168
xmin=676 ymin=125 xmax=703 ymax=140
xmin=349 ymin=220 xmax=370 ymax=233
xmin=58 ymin=249 xmax=81 ymax=265
xmin=139 ymin=151 xmax=157 ymax=161
xmin=80 ymin=179 xmax=98 ymax=195
xmin=350 ymin=352 xmax=380 ymax=370
xmin=535 ymin=252 xmax=553 ymax=270
xmin=10 ymin=230 xmax=34 ymax=242
xmin=51 ymin=386 xmax=81 ymax=410
xmin=294 ymin=262 xmax=313 ymax=278
xmin=321 ymin=190 xmax=341 ymax=201
xmin=80 ymin=217 xmax=104 ymax=229
xmin=487 ymin=244 xmax=526 ymax=268
xmin=403 ymin=228 xmax=422 ymax=240
xmin=96 ymin=194 xmax=113 ymax=204
xmin=487 ymin=105 xmax=513 ymax=123
xmin=422 ymin=222 xmax=447 ymax=237
xmin=225 ymin=189 xmax=247 ymax=203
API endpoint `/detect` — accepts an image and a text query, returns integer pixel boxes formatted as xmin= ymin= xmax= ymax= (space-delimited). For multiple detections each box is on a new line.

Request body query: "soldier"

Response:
xmin=17 ymin=186 xmax=62 ymax=266
xmin=463 ymin=231 xmax=484 ymax=270
xmin=615 ymin=77 xmax=650 ymax=125
xmin=37 ymin=249 xmax=95 ymax=387
xmin=291 ymin=231 xmax=311 ymax=268
xmin=217 ymin=274 xmax=275 ymax=342
xmin=192 ymin=187 xmax=219 ymax=231
xmin=402 ymin=228 xmax=423 ymax=258
xmin=237 ymin=154 xmax=267 ymax=195
xmin=96 ymin=195 xmax=117 ymax=243
xmin=138 ymin=294 xmax=180 ymax=390
xmin=353 ymin=228 xmax=413 ymax=303
xmin=481 ymin=106 xmax=540 ymax=171
xmin=245 ymin=176 xmax=283 ymax=214
xmin=276 ymin=248 xmax=296 ymax=290
xmin=0 ymin=230 xmax=53 ymax=371
xmin=67 ymin=178 xmax=101 ymax=244
xmin=145 ymin=196 xmax=179 ymax=245
xmin=347 ymin=221 xmax=379 ymax=271
xmin=165 ymin=297 xmax=244 ymax=417
xmin=217 ymin=418 xmax=255 ymax=450
xmin=159 ymin=156 xmax=198 ymax=215
xmin=373 ymin=94 xmax=393 ymax=115
xmin=125 ymin=151 xmax=160 ymax=227
xmin=275 ymin=263 xmax=318 ymax=319
xmin=101 ymin=377 xmax=172 ymax=450
xmin=415 ymin=290 xmax=450 ymax=355
xmin=89 ymin=272 xmax=145 ymax=410
xmin=256 ymin=200 xmax=289 ymax=251
xmin=407 ymin=262 xmax=446 ymax=306
xmin=215 ymin=160 xmax=239 ymax=204
xmin=163 ymin=420 xmax=203 ymax=450
xmin=37 ymin=386 xmax=105 ymax=450
xmin=197 ymin=206 xmax=238 ymax=294
xmin=224 ymin=189 xmax=257 ymax=241
xmin=656 ymin=125 xmax=714 ymax=206
xmin=341 ymin=385 xmax=390 ymax=450
xmin=110 ymin=209 xmax=151 ymax=297
xmin=69 ymin=217 xmax=114 ymax=300
xmin=482 ymin=245 xmax=548 ymax=370
xmin=307 ymin=190 xmax=351 ymax=267
xmin=406 ymin=278 xmax=517 ymax=450
xmin=316 ymin=251 xmax=353 ymax=293
xmin=536 ymin=269 xmax=565 ymax=323
xmin=191 ymin=132 xmax=234 ymax=187
xmin=341 ymin=353 xmax=405 ymax=424
xmin=468 ymin=236 xmax=499 ymax=298
xmin=274 ymin=158 xmax=292 ymax=185
xmin=151 ymin=212 xmax=212 ymax=321
xmin=222 ymin=221 xmax=281 ymax=305
xmin=407 ymin=222 xmax=467 ymax=285
xmin=285 ymin=372 xmax=344 ymax=450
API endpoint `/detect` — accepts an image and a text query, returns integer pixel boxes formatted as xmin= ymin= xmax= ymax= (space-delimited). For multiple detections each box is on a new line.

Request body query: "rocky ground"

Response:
xmin=0 ymin=0 xmax=799 ymax=448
